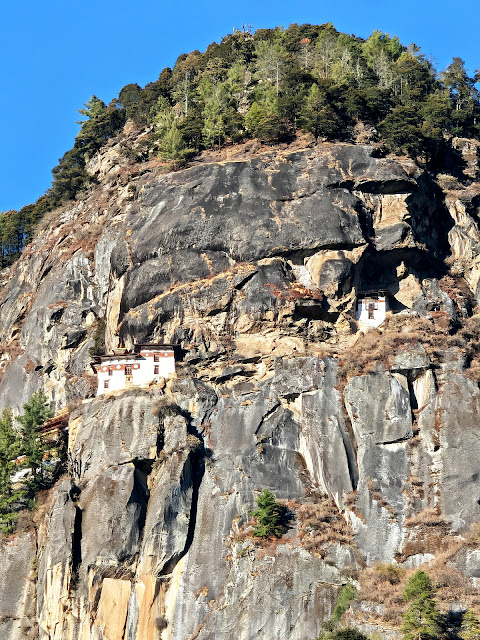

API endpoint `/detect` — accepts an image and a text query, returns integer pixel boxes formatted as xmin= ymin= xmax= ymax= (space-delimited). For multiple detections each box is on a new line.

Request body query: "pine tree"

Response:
xmin=118 ymin=83 xmax=143 ymax=121
xmin=300 ymin=83 xmax=342 ymax=140
xmin=16 ymin=390 xmax=53 ymax=490
xmin=255 ymin=39 xmax=288 ymax=95
xmin=0 ymin=409 xmax=24 ymax=533
xmin=198 ymin=77 xmax=230 ymax=147
xmin=151 ymin=96 xmax=190 ymax=166
xmin=378 ymin=104 xmax=425 ymax=156
xmin=402 ymin=570 xmax=442 ymax=640
xmin=159 ymin=121 xmax=188 ymax=165
xmin=49 ymin=148 xmax=91 ymax=205
xmin=77 ymin=95 xmax=106 ymax=120
xmin=461 ymin=610 xmax=480 ymax=640
xmin=245 ymin=84 xmax=288 ymax=142
xmin=403 ymin=570 xmax=435 ymax=601
xmin=314 ymin=25 xmax=338 ymax=80
xmin=251 ymin=489 xmax=286 ymax=537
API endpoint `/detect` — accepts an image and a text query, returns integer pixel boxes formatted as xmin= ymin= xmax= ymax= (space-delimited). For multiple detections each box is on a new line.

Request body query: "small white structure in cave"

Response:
xmin=355 ymin=291 xmax=390 ymax=329
xmin=92 ymin=344 xmax=175 ymax=396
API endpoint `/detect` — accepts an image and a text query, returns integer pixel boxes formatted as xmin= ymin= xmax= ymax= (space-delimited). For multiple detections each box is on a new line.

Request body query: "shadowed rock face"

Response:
xmin=1 ymin=138 xmax=480 ymax=639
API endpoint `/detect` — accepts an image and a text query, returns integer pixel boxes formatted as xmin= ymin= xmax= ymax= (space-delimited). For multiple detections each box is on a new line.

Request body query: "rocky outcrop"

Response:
xmin=0 ymin=532 xmax=36 ymax=639
xmin=1 ymin=135 xmax=480 ymax=639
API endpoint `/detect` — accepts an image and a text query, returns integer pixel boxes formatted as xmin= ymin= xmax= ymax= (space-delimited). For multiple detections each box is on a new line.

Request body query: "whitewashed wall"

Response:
xmin=355 ymin=297 xmax=388 ymax=329
xmin=95 ymin=350 xmax=175 ymax=395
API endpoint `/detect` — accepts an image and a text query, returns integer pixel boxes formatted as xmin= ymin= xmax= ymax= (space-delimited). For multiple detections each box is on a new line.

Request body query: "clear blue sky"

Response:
xmin=1 ymin=0 xmax=478 ymax=212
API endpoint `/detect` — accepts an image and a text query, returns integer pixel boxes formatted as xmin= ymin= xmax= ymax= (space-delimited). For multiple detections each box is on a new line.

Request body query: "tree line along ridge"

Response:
xmin=1 ymin=22 xmax=479 ymax=267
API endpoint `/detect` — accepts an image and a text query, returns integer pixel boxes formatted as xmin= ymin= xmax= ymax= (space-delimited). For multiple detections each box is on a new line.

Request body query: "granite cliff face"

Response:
xmin=1 ymin=133 xmax=480 ymax=639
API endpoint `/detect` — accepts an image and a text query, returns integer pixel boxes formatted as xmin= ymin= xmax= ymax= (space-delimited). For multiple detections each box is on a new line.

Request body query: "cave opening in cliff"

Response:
xmin=356 ymin=247 xmax=448 ymax=310
xmin=129 ymin=460 xmax=152 ymax=543
xmin=72 ymin=506 xmax=83 ymax=580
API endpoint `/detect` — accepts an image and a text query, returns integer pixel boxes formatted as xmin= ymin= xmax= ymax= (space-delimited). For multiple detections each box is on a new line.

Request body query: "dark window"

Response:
xmin=108 ymin=368 xmax=113 ymax=376
xmin=125 ymin=365 xmax=132 ymax=376
xmin=104 ymin=380 xmax=109 ymax=389
xmin=368 ymin=303 xmax=375 ymax=319
xmin=154 ymin=365 xmax=159 ymax=375
xmin=154 ymin=353 xmax=160 ymax=362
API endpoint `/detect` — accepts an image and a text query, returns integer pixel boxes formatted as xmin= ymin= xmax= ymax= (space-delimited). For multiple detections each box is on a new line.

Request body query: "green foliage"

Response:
xmin=441 ymin=57 xmax=480 ymax=137
xmin=0 ymin=391 xmax=58 ymax=534
xmin=151 ymin=97 xmax=193 ymax=167
xmin=77 ymin=95 xmax=106 ymax=120
xmin=331 ymin=630 xmax=368 ymax=640
xmin=402 ymin=596 xmax=442 ymax=640
xmin=378 ymin=105 xmax=425 ymax=157
xmin=49 ymin=97 xmax=126 ymax=206
xmin=394 ymin=50 xmax=435 ymax=102
xmin=118 ymin=83 xmax=144 ymax=121
xmin=255 ymin=39 xmax=288 ymax=95
xmin=16 ymin=390 xmax=53 ymax=489
xmin=245 ymin=92 xmax=288 ymax=142
xmin=402 ymin=570 xmax=441 ymax=640
xmin=461 ymin=610 xmax=480 ymax=640
xmin=198 ymin=76 xmax=241 ymax=147
xmin=333 ymin=582 xmax=356 ymax=620
xmin=251 ymin=489 xmax=288 ymax=537
xmin=362 ymin=29 xmax=405 ymax=71
xmin=0 ymin=409 xmax=23 ymax=533
xmin=316 ymin=624 xmax=368 ymax=640
xmin=403 ymin=570 xmax=435 ymax=601
xmin=159 ymin=121 xmax=190 ymax=166
xmin=75 ymin=102 xmax=125 ymax=162
xmin=300 ymin=83 xmax=343 ymax=140
xmin=49 ymin=147 xmax=92 ymax=205
xmin=0 ymin=209 xmax=25 ymax=267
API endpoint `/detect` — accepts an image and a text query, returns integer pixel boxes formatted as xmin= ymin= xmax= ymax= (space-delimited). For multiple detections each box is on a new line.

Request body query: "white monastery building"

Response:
xmin=92 ymin=344 xmax=175 ymax=396
xmin=355 ymin=291 xmax=390 ymax=330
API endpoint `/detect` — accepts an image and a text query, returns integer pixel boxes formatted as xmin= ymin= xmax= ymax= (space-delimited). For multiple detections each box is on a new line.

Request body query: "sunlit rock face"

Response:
xmin=1 ymin=136 xmax=480 ymax=639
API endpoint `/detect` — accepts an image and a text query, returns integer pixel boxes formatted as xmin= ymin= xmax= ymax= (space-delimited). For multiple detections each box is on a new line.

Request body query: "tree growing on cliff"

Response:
xmin=251 ymin=489 xmax=288 ymax=537
xmin=0 ymin=409 xmax=24 ymax=533
xmin=16 ymin=390 xmax=53 ymax=494
xmin=402 ymin=570 xmax=442 ymax=640
xmin=461 ymin=610 xmax=480 ymax=640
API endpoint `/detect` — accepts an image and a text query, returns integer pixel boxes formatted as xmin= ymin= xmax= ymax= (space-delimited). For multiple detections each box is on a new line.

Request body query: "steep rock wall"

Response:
xmin=1 ymin=138 xmax=480 ymax=639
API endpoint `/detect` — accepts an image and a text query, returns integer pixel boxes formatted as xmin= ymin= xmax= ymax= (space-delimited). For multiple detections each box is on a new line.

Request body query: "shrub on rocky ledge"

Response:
xmin=317 ymin=625 xmax=368 ymax=640
xmin=251 ymin=489 xmax=289 ymax=538
xmin=333 ymin=582 xmax=356 ymax=621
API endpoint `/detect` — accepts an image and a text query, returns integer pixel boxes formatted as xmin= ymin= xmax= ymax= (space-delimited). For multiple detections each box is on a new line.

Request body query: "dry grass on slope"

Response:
xmin=288 ymin=496 xmax=354 ymax=555
xmin=354 ymin=523 xmax=480 ymax=629
xmin=338 ymin=315 xmax=451 ymax=382
xmin=355 ymin=563 xmax=407 ymax=626
xmin=336 ymin=309 xmax=480 ymax=384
